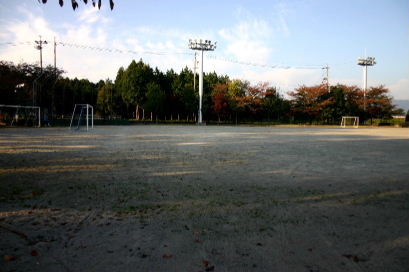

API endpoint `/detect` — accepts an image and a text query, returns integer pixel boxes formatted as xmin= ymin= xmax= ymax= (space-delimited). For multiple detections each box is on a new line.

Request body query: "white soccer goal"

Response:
xmin=0 ymin=104 xmax=41 ymax=127
xmin=69 ymin=104 xmax=94 ymax=131
xmin=340 ymin=116 xmax=359 ymax=128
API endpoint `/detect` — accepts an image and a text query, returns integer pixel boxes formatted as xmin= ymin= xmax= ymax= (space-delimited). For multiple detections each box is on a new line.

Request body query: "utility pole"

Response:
xmin=188 ymin=39 xmax=217 ymax=124
xmin=193 ymin=52 xmax=197 ymax=92
xmin=52 ymin=37 xmax=57 ymax=120
xmin=357 ymin=56 xmax=376 ymax=111
xmin=35 ymin=36 xmax=48 ymax=73
xmin=322 ymin=64 xmax=330 ymax=92
xmin=54 ymin=37 xmax=56 ymax=72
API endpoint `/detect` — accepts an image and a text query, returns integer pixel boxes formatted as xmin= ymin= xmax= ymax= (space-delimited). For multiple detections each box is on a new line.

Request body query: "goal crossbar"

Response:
xmin=340 ymin=116 xmax=359 ymax=128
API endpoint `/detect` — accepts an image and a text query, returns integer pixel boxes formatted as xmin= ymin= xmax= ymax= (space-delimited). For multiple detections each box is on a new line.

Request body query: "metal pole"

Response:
xmin=69 ymin=104 xmax=76 ymax=129
xmin=35 ymin=36 xmax=47 ymax=73
xmin=38 ymin=107 xmax=41 ymax=127
xmin=363 ymin=65 xmax=367 ymax=111
xmin=193 ymin=52 xmax=197 ymax=92
xmin=39 ymin=36 xmax=44 ymax=73
xmin=86 ymin=105 xmax=89 ymax=131
xmin=54 ymin=37 xmax=56 ymax=71
xmin=91 ymin=106 xmax=94 ymax=129
xmin=357 ymin=56 xmax=376 ymax=114
xmin=199 ymin=50 xmax=204 ymax=124
xmin=53 ymin=37 xmax=56 ymax=120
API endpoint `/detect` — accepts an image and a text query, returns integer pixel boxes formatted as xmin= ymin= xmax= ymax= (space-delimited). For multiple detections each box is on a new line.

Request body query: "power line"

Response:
xmin=206 ymin=54 xmax=324 ymax=70
xmin=1 ymin=40 xmax=326 ymax=71
xmin=0 ymin=40 xmax=193 ymax=57
xmin=2 ymin=39 xmax=327 ymax=92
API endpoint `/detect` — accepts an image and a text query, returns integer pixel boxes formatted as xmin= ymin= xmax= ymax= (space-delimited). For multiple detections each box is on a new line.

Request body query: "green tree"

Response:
xmin=0 ymin=61 xmax=65 ymax=118
xmin=144 ymin=82 xmax=166 ymax=119
xmin=121 ymin=59 xmax=154 ymax=119
xmin=171 ymin=67 xmax=197 ymax=119
xmin=96 ymin=80 xmax=114 ymax=118
xmin=227 ymin=79 xmax=248 ymax=123
xmin=263 ymin=87 xmax=290 ymax=122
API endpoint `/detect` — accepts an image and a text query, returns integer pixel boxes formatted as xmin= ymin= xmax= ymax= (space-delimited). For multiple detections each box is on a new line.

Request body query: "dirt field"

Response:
xmin=1 ymin=125 xmax=408 ymax=272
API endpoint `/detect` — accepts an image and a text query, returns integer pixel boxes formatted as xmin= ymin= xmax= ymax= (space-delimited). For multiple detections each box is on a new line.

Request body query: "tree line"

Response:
xmin=0 ymin=60 xmax=404 ymax=125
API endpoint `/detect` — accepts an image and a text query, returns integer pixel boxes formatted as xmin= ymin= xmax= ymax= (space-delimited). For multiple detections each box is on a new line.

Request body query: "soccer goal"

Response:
xmin=0 ymin=104 xmax=41 ymax=127
xmin=340 ymin=116 xmax=359 ymax=128
xmin=69 ymin=104 xmax=94 ymax=131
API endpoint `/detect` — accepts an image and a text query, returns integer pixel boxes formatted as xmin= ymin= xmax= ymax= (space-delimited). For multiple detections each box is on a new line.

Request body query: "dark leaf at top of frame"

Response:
xmin=44 ymin=0 xmax=114 ymax=10
xmin=72 ymin=0 xmax=78 ymax=10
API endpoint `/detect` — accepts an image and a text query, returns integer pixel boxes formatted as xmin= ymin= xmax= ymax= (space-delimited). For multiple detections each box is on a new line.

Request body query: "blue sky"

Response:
xmin=0 ymin=0 xmax=408 ymax=99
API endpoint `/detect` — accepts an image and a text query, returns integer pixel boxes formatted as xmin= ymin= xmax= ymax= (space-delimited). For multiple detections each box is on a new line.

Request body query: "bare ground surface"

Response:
xmin=0 ymin=125 xmax=408 ymax=272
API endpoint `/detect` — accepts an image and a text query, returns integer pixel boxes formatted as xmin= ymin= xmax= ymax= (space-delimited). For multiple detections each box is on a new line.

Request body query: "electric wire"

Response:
xmin=0 ymin=40 xmax=326 ymax=70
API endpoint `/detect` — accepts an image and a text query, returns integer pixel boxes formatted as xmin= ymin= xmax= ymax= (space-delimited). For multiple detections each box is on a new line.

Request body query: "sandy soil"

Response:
xmin=1 ymin=125 xmax=408 ymax=272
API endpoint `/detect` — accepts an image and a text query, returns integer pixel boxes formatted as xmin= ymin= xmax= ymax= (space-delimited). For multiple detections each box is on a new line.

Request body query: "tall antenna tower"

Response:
xmin=357 ymin=56 xmax=376 ymax=111
xmin=188 ymin=39 xmax=217 ymax=124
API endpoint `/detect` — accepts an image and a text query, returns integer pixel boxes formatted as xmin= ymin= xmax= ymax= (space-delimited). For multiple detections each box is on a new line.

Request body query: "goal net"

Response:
xmin=0 ymin=104 xmax=41 ymax=127
xmin=69 ymin=104 xmax=94 ymax=131
xmin=340 ymin=116 xmax=359 ymax=128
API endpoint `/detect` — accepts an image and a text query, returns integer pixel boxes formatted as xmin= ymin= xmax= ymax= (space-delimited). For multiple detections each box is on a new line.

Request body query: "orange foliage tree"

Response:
xmin=289 ymin=84 xmax=333 ymax=123
xmin=212 ymin=83 xmax=231 ymax=121
xmin=365 ymin=86 xmax=395 ymax=120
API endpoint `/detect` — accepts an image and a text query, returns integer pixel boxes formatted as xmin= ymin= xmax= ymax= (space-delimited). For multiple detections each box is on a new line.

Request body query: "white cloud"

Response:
xmin=274 ymin=2 xmax=292 ymax=37
xmin=387 ymin=78 xmax=409 ymax=100
xmin=0 ymin=10 xmax=57 ymax=66
xmin=78 ymin=7 xmax=100 ymax=24
xmin=0 ymin=8 xmax=128 ymax=81
xmin=218 ymin=19 xmax=272 ymax=64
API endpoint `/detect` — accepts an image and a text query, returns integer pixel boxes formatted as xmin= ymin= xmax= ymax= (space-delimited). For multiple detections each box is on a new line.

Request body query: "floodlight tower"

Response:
xmin=357 ymin=56 xmax=376 ymax=111
xmin=188 ymin=39 xmax=217 ymax=124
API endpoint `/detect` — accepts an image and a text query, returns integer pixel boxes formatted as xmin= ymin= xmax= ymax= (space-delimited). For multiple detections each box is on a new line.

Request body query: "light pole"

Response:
xmin=35 ymin=36 xmax=48 ymax=73
xmin=357 ymin=56 xmax=376 ymax=111
xmin=188 ymin=39 xmax=216 ymax=124
xmin=193 ymin=52 xmax=198 ymax=92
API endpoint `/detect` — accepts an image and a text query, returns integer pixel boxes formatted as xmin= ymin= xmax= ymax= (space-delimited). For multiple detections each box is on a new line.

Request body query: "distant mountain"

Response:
xmin=393 ymin=99 xmax=409 ymax=112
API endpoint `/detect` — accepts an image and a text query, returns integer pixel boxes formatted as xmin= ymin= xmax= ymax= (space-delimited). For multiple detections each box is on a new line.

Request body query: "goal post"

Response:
xmin=340 ymin=116 xmax=359 ymax=128
xmin=0 ymin=104 xmax=41 ymax=127
xmin=69 ymin=104 xmax=94 ymax=131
